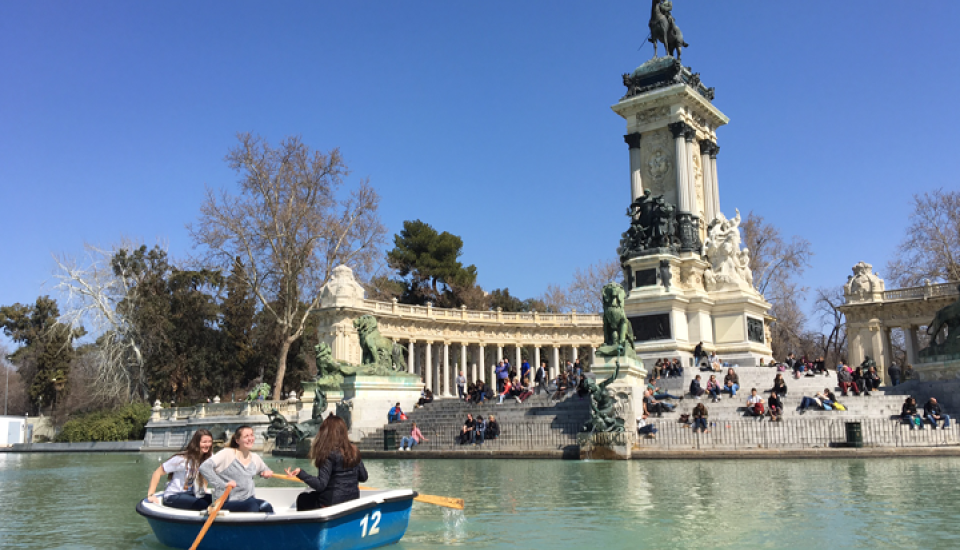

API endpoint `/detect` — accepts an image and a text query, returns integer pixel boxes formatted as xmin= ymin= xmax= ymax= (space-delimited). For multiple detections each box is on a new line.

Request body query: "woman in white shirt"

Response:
xmin=146 ymin=429 xmax=214 ymax=510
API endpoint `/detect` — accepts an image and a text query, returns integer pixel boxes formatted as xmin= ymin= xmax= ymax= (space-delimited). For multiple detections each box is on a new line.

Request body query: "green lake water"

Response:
xmin=2 ymin=452 xmax=960 ymax=549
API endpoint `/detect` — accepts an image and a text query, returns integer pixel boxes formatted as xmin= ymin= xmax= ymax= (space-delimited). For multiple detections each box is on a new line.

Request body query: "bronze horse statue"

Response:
xmin=648 ymin=0 xmax=688 ymax=61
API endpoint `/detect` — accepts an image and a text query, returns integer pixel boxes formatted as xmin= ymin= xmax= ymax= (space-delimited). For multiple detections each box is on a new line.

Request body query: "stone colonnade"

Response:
xmin=839 ymin=264 xmax=958 ymax=381
xmin=400 ymin=340 xmax=598 ymax=397
xmin=314 ymin=288 xmax=604 ymax=400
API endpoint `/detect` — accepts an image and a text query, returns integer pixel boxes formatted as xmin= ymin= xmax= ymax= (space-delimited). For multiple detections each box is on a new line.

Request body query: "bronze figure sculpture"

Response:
xmin=648 ymin=0 xmax=688 ymax=61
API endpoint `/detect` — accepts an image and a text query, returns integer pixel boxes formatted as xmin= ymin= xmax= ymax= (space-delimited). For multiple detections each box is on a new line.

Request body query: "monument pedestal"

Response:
xmin=587 ymin=355 xmax=645 ymax=457
xmin=337 ymin=374 xmax=423 ymax=441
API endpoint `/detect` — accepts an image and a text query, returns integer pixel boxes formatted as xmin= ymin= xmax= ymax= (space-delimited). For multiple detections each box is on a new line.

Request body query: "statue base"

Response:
xmin=590 ymin=355 xmax=645 ymax=442
xmin=577 ymin=431 xmax=634 ymax=460
xmin=338 ymin=374 xmax=424 ymax=441
xmin=913 ymin=356 xmax=960 ymax=382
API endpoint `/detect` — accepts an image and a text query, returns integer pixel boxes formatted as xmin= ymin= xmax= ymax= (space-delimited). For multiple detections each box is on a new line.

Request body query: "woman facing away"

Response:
xmin=199 ymin=425 xmax=275 ymax=513
xmin=146 ymin=429 xmax=214 ymax=510
xmin=285 ymin=415 xmax=368 ymax=511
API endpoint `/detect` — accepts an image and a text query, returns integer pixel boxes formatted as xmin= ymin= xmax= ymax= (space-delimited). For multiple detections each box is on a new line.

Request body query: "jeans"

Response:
xmin=926 ymin=414 xmax=951 ymax=428
xmin=388 ymin=412 xmax=399 ymax=423
xmin=399 ymin=436 xmax=418 ymax=449
xmin=890 ymin=376 xmax=900 ymax=386
xmin=221 ymin=497 xmax=274 ymax=513
xmin=725 ymin=383 xmax=739 ymax=397
xmin=799 ymin=396 xmax=820 ymax=411
xmin=692 ymin=418 xmax=708 ymax=431
xmin=708 ymin=387 xmax=721 ymax=399
xmin=162 ymin=492 xmax=212 ymax=511
xmin=474 ymin=431 xmax=485 ymax=446
xmin=903 ymin=414 xmax=921 ymax=428
xmin=654 ymin=392 xmax=682 ymax=400
xmin=457 ymin=385 xmax=465 ymax=400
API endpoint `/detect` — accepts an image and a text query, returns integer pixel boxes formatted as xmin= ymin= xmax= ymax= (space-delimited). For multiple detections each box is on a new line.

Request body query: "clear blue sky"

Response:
xmin=2 ymin=1 xmax=959 ymax=344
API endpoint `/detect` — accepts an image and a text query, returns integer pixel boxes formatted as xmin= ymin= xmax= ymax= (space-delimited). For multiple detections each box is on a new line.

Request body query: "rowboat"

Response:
xmin=137 ymin=487 xmax=417 ymax=550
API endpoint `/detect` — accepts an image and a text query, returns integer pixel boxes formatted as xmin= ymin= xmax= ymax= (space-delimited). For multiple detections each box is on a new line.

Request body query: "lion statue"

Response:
xmin=353 ymin=314 xmax=407 ymax=371
xmin=597 ymin=283 xmax=637 ymax=360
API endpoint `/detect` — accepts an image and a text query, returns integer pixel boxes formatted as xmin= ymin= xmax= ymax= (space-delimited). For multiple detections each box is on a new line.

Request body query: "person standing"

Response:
xmin=496 ymin=360 xmax=508 ymax=393
xmin=456 ymin=371 xmax=467 ymax=401
xmin=693 ymin=341 xmax=704 ymax=368
xmin=535 ymin=361 xmax=549 ymax=396
xmin=521 ymin=359 xmax=531 ymax=385
xmin=888 ymin=362 xmax=902 ymax=387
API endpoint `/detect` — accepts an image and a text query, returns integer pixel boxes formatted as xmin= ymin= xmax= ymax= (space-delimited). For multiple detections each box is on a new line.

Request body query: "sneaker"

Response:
xmin=398 ymin=447 xmax=403 ymax=451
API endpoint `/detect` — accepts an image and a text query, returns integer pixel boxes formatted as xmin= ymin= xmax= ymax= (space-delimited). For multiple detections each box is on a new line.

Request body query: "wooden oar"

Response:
xmin=271 ymin=473 xmax=464 ymax=510
xmin=188 ymin=485 xmax=232 ymax=550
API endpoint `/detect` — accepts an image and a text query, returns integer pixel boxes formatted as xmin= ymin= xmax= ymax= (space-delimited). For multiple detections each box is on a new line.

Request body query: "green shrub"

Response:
xmin=55 ymin=402 xmax=153 ymax=442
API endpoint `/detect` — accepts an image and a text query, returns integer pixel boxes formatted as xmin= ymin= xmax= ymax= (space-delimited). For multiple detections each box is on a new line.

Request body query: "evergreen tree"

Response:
xmin=387 ymin=219 xmax=479 ymax=306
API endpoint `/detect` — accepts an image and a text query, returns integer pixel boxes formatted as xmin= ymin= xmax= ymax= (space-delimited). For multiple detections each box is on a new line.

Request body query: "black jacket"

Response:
xmin=924 ymin=401 xmax=943 ymax=417
xmin=296 ymin=451 xmax=368 ymax=508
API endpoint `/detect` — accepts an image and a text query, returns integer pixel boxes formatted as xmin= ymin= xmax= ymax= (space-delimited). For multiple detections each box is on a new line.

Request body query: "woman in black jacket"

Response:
xmin=285 ymin=415 xmax=368 ymax=511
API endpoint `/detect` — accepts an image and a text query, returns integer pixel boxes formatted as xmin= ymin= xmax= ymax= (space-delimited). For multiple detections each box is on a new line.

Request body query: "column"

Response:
xmin=668 ymin=122 xmax=691 ymax=212
xmin=470 ymin=344 xmax=478 ymax=382
xmin=407 ymin=339 xmax=415 ymax=374
xmin=552 ymin=346 xmax=560 ymax=379
xmin=709 ymin=144 xmax=721 ymax=216
xmin=572 ymin=346 xmax=579 ymax=363
xmin=442 ymin=343 xmax=451 ymax=397
xmin=424 ymin=341 xmax=433 ymax=391
xmin=699 ymin=139 xmax=716 ymax=223
xmin=534 ymin=346 xmax=541 ymax=374
xmin=479 ymin=344 xmax=486 ymax=383
xmin=624 ymin=133 xmax=643 ymax=204
xmin=461 ymin=343 xmax=468 ymax=383
xmin=683 ymin=127 xmax=697 ymax=216
xmin=497 ymin=345 xmax=503 ymax=362
xmin=590 ymin=346 xmax=596 ymax=367
xmin=515 ymin=345 xmax=522 ymax=374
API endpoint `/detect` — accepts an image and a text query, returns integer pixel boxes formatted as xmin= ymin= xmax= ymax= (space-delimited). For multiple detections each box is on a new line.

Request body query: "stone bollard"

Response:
xmin=197 ymin=403 xmax=206 ymax=419
xmin=151 ymin=400 xmax=163 ymax=422
xmin=213 ymin=395 xmax=221 ymax=404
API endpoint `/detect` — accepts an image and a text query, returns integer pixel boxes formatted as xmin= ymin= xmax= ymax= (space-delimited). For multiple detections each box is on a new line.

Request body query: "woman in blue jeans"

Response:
xmin=145 ymin=429 xmax=214 ymax=510
xmin=723 ymin=368 xmax=739 ymax=398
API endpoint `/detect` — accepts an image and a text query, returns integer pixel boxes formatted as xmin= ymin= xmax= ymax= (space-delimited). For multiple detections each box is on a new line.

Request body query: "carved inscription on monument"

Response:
xmin=629 ymin=313 xmax=671 ymax=342
xmin=635 ymin=269 xmax=657 ymax=288
xmin=747 ymin=317 xmax=764 ymax=344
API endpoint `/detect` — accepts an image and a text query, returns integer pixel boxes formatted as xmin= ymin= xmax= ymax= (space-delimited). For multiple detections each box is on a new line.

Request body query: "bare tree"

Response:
xmin=53 ymin=242 xmax=150 ymax=403
xmin=538 ymin=259 xmax=622 ymax=313
xmin=740 ymin=212 xmax=814 ymax=359
xmin=812 ymin=286 xmax=847 ymax=365
xmin=887 ymin=188 xmax=960 ymax=287
xmin=190 ymin=134 xmax=386 ymax=399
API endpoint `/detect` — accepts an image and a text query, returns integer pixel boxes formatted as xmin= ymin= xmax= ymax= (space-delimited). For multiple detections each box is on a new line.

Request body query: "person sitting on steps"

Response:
xmin=924 ymin=397 xmax=951 ymax=429
xmin=689 ymin=374 xmax=705 ymax=399
xmin=768 ymin=391 xmax=783 ymax=422
xmin=484 ymin=415 xmax=500 ymax=440
xmin=706 ymin=374 xmax=722 ymax=403
xmin=399 ymin=421 xmax=428 ymax=451
xmin=745 ymin=388 xmax=765 ymax=419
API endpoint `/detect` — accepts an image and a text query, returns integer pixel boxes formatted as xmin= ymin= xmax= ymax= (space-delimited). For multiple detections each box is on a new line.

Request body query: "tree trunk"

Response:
xmin=272 ymin=338 xmax=293 ymax=401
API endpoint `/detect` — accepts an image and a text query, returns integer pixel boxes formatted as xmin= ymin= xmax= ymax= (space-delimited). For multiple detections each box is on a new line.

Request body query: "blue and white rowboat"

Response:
xmin=137 ymin=487 xmax=416 ymax=550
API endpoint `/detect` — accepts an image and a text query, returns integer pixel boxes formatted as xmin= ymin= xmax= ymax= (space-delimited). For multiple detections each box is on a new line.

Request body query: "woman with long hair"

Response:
xmin=284 ymin=415 xmax=368 ymax=511
xmin=146 ymin=429 xmax=214 ymax=510
xmin=199 ymin=425 xmax=275 ymax=513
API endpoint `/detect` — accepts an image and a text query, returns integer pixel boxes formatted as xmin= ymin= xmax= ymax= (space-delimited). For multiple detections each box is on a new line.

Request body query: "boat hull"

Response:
xmin=137 ymin=488 xmax=415 ymax=550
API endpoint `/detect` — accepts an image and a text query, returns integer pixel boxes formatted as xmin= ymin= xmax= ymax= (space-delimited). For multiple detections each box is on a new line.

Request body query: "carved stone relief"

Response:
xmin=643 ymin=129 xmax=673 ymax=200
xmin=635 ymin=105 xmax=671 ymax=125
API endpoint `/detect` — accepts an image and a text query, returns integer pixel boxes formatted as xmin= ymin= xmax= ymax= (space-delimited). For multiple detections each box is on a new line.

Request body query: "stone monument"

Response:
xmin=612 ymin=4 xmax=772 ymax=367
xmin=913 ymin=285 xmax=960 ymax=381
xmin=301 ymin=266 xmax=423 ymax=441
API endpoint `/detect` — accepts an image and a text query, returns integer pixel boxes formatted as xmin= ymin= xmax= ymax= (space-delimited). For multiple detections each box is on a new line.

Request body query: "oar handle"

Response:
xmin=272 ymin=474 xmax=464 ymax=510
xmin=188 ymin=485 xmax=232 ymax=550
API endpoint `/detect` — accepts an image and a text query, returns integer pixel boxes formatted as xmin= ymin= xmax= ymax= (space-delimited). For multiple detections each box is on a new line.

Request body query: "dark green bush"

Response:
xmin=55 ymin=402 xmax=153 ymax=442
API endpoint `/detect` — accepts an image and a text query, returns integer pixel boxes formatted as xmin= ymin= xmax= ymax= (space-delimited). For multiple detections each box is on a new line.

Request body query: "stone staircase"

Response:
xmin=356 ymin=392 xmax=589 ymax=453
xmin=355 ymin=366 xmax=952 ymax=455
xmin=653 ymin=366 xmax=908 ymax=421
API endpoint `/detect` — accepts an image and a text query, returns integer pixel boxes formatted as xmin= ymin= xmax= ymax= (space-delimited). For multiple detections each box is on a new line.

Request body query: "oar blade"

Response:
xmin=414 ymin=494 xmax=465 ymax=510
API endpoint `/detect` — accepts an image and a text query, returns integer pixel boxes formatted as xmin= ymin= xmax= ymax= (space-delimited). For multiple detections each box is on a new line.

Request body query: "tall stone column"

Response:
xmin=625 ymin=133 xmax=643 ymax=204
xmin=904 ymin=326 xmax=920 ymax=367
xmin=478 ymin=344 xmax=486 ymax=383
xmin=572 ymin=346 xmax=579 ymax=363
xmin=709 ymin=144 xmax=721 ymax=217
xmin=461 ymin=343 xmax=468 ymax=384
xmin=515 ymin=346 xmax=522 ymax=374
xmin=669 ymin=121 xmax=699 ymax=252
xmin=442 ymin=343 xmax=451 ymax=397
xmin=552 ymin=346 xmax=560 ymax=379
xmin=534 ymin=346 xmax=541 ymax=374
xmin=699 ymin=139 xmax=717 ymax=223
xmin=590 ymin=346 xmax=596 ymax=368
xmin=407 ymin=339 xmax=415 ymax=374
xmin=497 ymin=345 xmax=503 ymax=362
xmin=669 ymin=122 xmax=691 ymax=212
xmin=424 ymin=341 xmax=433 ymax=392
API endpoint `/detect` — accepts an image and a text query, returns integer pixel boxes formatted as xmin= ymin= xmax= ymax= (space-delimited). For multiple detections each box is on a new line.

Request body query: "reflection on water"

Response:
xmin=3 ymin=453 xmax=960 ymax=549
